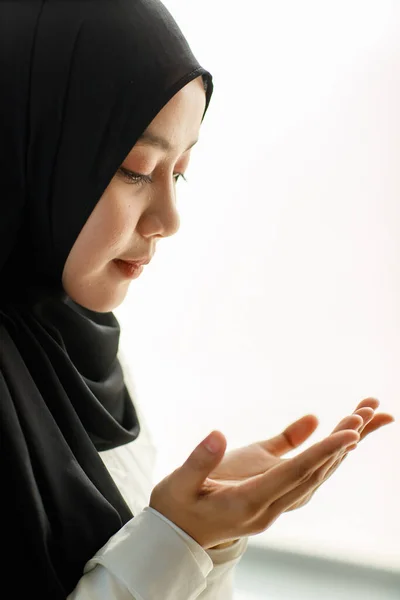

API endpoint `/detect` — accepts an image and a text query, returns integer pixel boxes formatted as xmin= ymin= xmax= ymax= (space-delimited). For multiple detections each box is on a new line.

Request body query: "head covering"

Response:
xmin=0 ymin=0 xmax=213 ymax=595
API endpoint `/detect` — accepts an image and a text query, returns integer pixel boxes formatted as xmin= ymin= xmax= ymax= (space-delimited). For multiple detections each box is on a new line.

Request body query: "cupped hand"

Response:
xmin=150 ymin=426 xmax=359 ymax=550
xmin=207 ymin=397 xmax=394 ymax=548
xmin=150 ymin=398 xmax=393 ymax=551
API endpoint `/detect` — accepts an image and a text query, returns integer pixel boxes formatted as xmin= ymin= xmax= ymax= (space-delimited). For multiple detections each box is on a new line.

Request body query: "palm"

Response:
xmin=208 ymin=438 xmax=284 ymax=483
xmin=209 ymin=398 xmax=393 ymax=511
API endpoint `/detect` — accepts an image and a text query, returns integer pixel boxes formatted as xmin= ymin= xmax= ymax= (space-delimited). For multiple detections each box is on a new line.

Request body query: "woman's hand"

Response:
xmin=207 ymin=398 xmax=394 ymax=548
xmin=150 ymin=398 xmax=394 ymax=550
xmin=151 ymin=423 xmax=357 ymax=549
xmin=281 ymin=398 xmax=393 ymax=511
xmin=210 ymin=397 xmax=393 ymax=506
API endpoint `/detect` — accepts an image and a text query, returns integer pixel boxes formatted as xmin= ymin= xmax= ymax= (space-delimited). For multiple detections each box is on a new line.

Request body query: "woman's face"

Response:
xmin=62 ymin=76 xmax=206 ymax=312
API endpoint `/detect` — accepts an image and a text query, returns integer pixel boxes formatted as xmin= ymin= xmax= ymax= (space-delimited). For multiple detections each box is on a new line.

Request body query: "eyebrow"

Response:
xmin=137 ymin=130 xmax=198 ymax=153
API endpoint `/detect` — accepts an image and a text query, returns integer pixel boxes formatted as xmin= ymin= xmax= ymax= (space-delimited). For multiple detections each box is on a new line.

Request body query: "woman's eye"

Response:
xmin=117 ymin=166 xmax=152 ymax=186
xmin=174 ymin=173 xmax=187 ymax=184
xmin=117 ymin=166 xmax=186 ymax=186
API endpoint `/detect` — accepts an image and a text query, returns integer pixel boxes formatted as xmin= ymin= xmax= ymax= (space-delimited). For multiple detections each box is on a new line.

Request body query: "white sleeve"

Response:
xmin=67 ymin=506 xmax=213 ymax=600
xmin=147 ymin=509 xmax=249 ymax=600
xmin=67 ymin=505 xmax=249 ymax=600
xmin=200 ymin=537 xmax=249 ymax=598
xmin=82 ymin=348 xmax=248 ymax=599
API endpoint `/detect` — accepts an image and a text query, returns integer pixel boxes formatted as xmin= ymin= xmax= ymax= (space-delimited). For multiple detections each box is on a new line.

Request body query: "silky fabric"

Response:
xmin=0 ymin=0 xmax=213 ymax=596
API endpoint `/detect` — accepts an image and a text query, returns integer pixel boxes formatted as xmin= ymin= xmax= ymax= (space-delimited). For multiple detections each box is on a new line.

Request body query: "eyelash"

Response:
xmin=118 ymin=166 xmax=187 ymax=186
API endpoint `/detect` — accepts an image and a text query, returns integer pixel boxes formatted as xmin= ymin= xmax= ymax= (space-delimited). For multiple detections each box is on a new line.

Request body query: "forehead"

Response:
xmin=136 ymin=129 xmax=199 ymax=153
xmin=136 ymin=78 xmax=206 ymax=150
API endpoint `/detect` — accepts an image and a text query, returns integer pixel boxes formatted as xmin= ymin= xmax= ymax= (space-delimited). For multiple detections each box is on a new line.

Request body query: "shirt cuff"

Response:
xmin=206 ymin=537 xmax=249 ymax=565
xmin=148 ymin=508 xmax=249 ymax=566
xmin=147 ymin=508 xmax=249 ymax=587
xmin=84 ymin=506 xmax=213 ymax=600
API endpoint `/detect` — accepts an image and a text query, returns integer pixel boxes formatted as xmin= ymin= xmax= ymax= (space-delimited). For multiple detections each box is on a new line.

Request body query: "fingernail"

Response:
xmin=204 ymin=433 xmax=220 ymax=453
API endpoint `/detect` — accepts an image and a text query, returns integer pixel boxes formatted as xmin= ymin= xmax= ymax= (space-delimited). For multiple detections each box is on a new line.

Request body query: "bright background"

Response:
xmin=116 ymin=0 xmax=400 ymax=572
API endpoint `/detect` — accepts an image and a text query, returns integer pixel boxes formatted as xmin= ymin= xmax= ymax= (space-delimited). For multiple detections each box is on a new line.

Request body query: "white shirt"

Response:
xmin=67 ymin=351 xmax=249 ymax=599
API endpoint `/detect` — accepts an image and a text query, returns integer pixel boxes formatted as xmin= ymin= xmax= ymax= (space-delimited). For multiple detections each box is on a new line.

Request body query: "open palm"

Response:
xmin=209 ymin=398 xmax=393 ymax=512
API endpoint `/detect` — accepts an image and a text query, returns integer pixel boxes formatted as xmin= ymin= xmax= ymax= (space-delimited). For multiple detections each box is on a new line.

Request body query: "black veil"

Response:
xmin=0 ymin=0 xmax=213 ymax=595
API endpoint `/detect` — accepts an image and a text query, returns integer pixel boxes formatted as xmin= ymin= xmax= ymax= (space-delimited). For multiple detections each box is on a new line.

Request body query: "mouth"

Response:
xmin=119 ymin=255 xmax=152 ymax=266
xmin=113 ymin=259 xmax=146 ymax=280
xmin=122 ymin=258 xmax=151 ymax=267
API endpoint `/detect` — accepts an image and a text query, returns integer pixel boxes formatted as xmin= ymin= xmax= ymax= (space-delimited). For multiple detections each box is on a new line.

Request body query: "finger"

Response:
xmin=299 ymin=409 xmax=374 ymax=493
xmin=177 ymin=430 xmax=227 ymax=496
xmin=311 ymin=447 xmax=348 ymax=486
xmin=313 ymin=440 xmax=356 ymax=487
xmin=292 ymin=411 xmax=394 ymax=505
xmin=331 ymin=413 xmax=364 ymax=435
xmin=359 ymin=413 xmax=395 ymax=440
xmin=259 ymin=414 xmax=319 ymax=457
xmin=331 ymin=407 xmax=375 ymax=435
xmin=266 ymin=443 xmax=357 ymax=518
xmin=285 ymin=439 xmax=356 ymax=512
xmin=246 ymin=430 xmax=360 ymax=508
xmin=351 ymin=407 xmax=375 ymax=438
xmin=353 ymin=407 xmax=375 ymax=429
xmin=286 ymin=447 xmax=349 ymax=511
xmin=290 ymin=406 xmax=384 ymax=500
xmin=315 ymin=410 xmax=375 ymax=482
xmin=354 ymin=397 xmax=380 ymax=412
xmin=322 ymin=413 xmax=394 ymax=481
xmin=326 ymin=409 xmax=373 ymax=465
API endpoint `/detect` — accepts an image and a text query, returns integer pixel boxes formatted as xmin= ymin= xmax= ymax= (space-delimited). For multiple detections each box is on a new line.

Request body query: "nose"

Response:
xmin=139 ymin=179 xmax=181 ymax=240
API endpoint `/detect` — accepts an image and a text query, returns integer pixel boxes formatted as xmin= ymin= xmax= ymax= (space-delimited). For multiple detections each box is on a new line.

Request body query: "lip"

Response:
xmin=120 ymin=257 xmax=151 ymax=266
xmin=113 ymin=259 xmax=146 ymax=280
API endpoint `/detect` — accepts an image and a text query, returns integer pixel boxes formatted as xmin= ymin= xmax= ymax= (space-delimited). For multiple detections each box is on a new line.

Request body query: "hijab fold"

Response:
xmin=0 ymin=0 xmax=213 ymax=595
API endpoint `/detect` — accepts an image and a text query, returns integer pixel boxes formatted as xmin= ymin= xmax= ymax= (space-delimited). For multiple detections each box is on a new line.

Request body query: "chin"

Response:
xmin=63 ymin=282 xmax=128 ymax=313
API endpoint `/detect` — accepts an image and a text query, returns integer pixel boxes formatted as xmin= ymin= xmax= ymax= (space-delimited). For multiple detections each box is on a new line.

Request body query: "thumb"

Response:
xmin=176 ymin=430 xmax=227 ymax=497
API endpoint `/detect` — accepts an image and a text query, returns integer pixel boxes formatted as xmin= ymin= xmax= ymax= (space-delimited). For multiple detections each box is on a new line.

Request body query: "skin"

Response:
xmin=62 ymin=75 xmax=395 ymax=550
xmin=62 ymin=75 xmax=206 ymax=313
xmin=151 ymin=398 xmax=394 ymax=550
xmin=207 ymin=397 xmax=394 ymax=548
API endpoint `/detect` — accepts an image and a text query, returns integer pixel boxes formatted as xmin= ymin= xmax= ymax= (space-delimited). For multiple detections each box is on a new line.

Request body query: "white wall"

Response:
xmin=116 ymin=0 xmax=400 ymax=572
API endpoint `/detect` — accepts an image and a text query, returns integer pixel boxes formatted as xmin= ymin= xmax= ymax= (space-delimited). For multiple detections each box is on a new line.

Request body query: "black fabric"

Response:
xmin=0 ymin=0 xmax=213 ymax=596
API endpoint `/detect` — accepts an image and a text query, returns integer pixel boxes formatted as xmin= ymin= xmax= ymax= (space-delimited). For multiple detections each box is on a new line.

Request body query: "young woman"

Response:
xmin=0 ymin=1 xmax=394 ymax=598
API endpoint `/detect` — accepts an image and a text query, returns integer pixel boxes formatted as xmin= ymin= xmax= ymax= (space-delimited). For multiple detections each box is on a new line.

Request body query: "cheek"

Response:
xmin=64 ymin=185 xmax=141 ymax=279
xmin=84 ymin=187 xmax=140 ymax=258
xmin=62 ymin=183 xmax=141 ymax=308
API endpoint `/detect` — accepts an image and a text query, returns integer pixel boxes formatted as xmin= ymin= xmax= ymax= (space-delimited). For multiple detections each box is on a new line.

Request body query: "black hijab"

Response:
xmin=0 ymin=0 xmax=213 ymax=596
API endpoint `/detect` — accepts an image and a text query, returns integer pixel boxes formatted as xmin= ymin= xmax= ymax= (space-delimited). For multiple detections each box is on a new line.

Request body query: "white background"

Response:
xmin=116 ymin=0 xmax=400 ymax=572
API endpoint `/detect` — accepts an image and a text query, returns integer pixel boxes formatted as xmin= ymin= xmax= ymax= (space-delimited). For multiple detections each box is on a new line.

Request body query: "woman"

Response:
xmin=0 ymin=1 xmax=394 ymax=598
